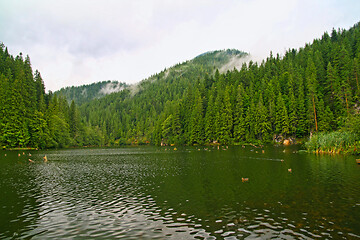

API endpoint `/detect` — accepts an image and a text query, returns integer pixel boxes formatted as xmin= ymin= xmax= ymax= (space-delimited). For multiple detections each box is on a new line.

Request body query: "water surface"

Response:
xmin=0 ymin=146 xmax=359 ymax=239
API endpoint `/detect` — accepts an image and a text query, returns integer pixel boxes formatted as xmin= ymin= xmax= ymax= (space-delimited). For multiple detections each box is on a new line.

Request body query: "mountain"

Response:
xmin=78 ymin=23 xmax=360 ymax=149
xmin=193 ymin=49 xmax=249 ymax=71
xmin=55 ymin=80 xmax=128 ymax=105
xmin=55 ymin=49 xmax=248 ymax=105
xmin=1 ymin=22 xmax=360 ymax=150
xmin=0 ymin=43 xmax=109 ymax=148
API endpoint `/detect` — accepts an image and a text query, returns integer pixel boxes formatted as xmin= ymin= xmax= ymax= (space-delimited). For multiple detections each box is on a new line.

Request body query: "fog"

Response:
xmin=99 ymin=82 xmax=125 ymax=95
xmin=0 ymin=0 xmax=359 ymax=91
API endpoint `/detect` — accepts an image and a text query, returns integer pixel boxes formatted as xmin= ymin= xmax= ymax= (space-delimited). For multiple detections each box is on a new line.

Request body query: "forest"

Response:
xmin=56 ymin=80 xmax=128 ymax=105
xmin=1 ymin=22 xmax=360 ymax=153
xmin=0 ymin=43 xmax=105 ymax=148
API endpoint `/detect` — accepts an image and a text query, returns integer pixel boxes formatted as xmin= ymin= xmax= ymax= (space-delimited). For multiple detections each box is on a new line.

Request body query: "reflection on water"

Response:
xmin=0 ymin=146 xmax=359 ymax=239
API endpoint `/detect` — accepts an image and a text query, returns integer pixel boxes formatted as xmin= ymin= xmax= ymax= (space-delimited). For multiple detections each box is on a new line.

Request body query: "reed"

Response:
xmin=305 ymin=131 xmax=359 ymax=154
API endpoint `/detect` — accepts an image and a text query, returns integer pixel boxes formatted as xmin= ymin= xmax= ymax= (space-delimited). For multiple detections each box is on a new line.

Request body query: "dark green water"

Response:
xmin=0 ymin=145 xmax=359 ymax=239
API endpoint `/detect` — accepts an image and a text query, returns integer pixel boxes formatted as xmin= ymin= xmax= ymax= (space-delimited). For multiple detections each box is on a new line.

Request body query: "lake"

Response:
xmin=0 ymin=145 xmax=359 ymax=239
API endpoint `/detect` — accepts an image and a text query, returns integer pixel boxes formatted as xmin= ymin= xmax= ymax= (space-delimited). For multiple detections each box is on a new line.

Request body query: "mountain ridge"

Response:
xmin=2 ymin=22 xmax=359 ymax=149
xmin=55 ymin=80 xmax=128 ymax=105
xmin=55 ymin=49 xmax=249 ymax=104
xmin=77 ymin=22 xmax=360 ymax=147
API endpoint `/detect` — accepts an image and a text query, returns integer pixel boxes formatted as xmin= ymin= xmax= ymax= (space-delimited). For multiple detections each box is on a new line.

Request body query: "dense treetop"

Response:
xmin=56 ymin=80 xmax=128 ymax=105
xmin=1 ymin=22 xmax=360 ymax=150
xmin=0 ymin=43 xmax=105 ymax=148
xmin=77 ymin=23 xmax=360 ymax=147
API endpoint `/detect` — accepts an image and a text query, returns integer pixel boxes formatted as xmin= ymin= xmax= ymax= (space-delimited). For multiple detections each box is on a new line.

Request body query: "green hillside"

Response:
xmin=1 ymin=23 xmax=360 ymax=152
xmin=77 ymin=24 xmax=360 ymax=152
xmin=76 ymin=49 xmax=248 ymax=144
xmin=55 ymin=80 xmax=127 ymax=105
xmin=55 ymin=49 xmax=247 ymax=104
xmin=0 ymin=44 xmax=105 ymax=148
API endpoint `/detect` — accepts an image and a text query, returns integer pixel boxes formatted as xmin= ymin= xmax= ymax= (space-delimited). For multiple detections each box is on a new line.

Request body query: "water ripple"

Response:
xmin=0 ymin=147 xmax=359 ymax=239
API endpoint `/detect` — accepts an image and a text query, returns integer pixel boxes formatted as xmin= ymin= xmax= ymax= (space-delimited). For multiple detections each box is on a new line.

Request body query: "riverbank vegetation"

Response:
xmin=1 ymin=22 xmax=360 ymax=151
xmin=306 ymin=131 xmax=359 ymax=154
xmin=306 ymin=114 xmax=360 ymax=154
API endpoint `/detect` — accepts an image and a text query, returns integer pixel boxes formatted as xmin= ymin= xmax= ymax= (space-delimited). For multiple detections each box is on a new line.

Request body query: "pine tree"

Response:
xmin=189 ymin=89 xmax=204 ymax=144
xmin=333 ymin=45 xmax=352 ymax=115
xmin=254 ymin=94 xmax=270 ymax=141
xmin=352 ymin=57 xmax=360 ymax=101
xmin=221 ymin=86 xmax=233 ymax=143
xmin=306 ymin=57 xmax=319 ymax=132
xmin=287 ymin=73 xmax=298 ymax=136
xmin=204 ymin=87 xmax=216 ymax=143
xmin=162 ymin=114 xmax=173 ymax=142
xmin=326 ymin=62 xmax=343 ymax=117
xmin=233 ymin=84 xmax=246 ymax=142
xmin=69 ymin=100 xmax=80 ymax=139
xmin=296 ymin=76 xmax=307 ymax=137
xmin=245 ymin=98 xmax=255 ymax=141
xmin=317 ymin=98 xmax=334 ymax=132
xmin=34 ymin=70 xmax=46 ymax=112
xmin=275 ymin=92 xmax=290 ymax=136
xmin=171 ymin=102 xmax=182 ymax=143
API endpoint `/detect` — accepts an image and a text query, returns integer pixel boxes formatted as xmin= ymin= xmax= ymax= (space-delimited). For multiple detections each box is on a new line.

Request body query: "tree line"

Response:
xmin=80 ymin=23 xmax=360 ymax=147
xmin=0 ymin=43 xmax=105 ymax=148
xmin=1 ymin=22 xmax=360 ymax=149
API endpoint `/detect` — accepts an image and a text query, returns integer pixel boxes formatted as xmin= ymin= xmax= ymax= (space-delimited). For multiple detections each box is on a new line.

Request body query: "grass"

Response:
xmin=305 ymin=131 xmax=360 ymax=154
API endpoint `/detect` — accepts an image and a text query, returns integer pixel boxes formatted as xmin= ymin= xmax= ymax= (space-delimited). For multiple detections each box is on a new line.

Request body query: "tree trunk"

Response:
xmin=312 ymin=95 xmax=318 ymax=132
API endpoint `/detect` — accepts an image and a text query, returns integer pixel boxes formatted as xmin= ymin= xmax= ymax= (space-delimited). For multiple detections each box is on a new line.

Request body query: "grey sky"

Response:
xmin=0 ymin=0 xmax=359 ymax=91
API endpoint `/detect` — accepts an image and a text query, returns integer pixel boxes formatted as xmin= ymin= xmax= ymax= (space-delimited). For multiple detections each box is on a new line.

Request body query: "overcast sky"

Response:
xmin=0 ymin=0 xmax=359 ymax=91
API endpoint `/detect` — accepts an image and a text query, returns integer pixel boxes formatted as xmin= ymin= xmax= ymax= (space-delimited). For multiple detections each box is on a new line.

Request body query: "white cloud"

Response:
xmin=0 ymin=0 xmax=359 ymax=91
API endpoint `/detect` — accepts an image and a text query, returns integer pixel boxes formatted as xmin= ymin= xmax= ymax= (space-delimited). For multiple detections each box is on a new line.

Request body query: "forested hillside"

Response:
xmin=79 ymin=49 xmax=249 ymax=145
xmin=0 ymin=43 xmax=105 ymax=148
xmin=56 ymin=80 xmax=127 ymax=105
xmin=1 ymin=23 xmax=360 ymax=150
xmin=79 ymin=23 xmax=360 ymax=149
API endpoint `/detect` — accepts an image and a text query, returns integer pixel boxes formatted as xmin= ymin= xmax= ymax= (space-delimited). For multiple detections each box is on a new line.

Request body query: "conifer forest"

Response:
xmin=1 ymin=23 xmax=360 ymax=153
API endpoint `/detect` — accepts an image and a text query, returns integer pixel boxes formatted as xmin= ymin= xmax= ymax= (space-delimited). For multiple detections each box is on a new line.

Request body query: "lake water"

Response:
xmin=0 ymin=146 xmax=359 ymax=239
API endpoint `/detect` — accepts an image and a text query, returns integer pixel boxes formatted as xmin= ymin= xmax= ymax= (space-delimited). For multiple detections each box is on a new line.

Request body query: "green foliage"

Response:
xmin=0 ymin=43 xmax=105 ymax=149
xmin=342 ymin=113 xmax=360 ymax=136
xmin=2 ymin=22 xmax=360 ymax=150
xmin=72 ymin=23 xmax=360 ymax=147
xmin=305 ymin=131 xmax=358 ymax=154
xmin=56 ymin=80 xmax=128 ymax=105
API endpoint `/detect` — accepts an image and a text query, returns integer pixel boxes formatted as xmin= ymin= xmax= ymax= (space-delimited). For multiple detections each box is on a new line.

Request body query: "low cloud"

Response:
xmin=219 ymin=54 xmax=252 ymax=73
xmin=99 ymin=82 xmax=125 ymax=95
xmin=0 ymin=0 xmax=359 ymax=91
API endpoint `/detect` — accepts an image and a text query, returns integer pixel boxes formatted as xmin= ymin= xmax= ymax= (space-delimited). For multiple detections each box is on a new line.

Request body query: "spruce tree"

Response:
xmin=204 ymin=87 xmax=216 ymax=143
xmin=306 ymin=57 xmax=319 ymax=132
xmin=189 ymin=89 xmax=204 ymax=144
xmin=233 ymin=84 xmax=246 ymax=142
xmin=275 ymin=92 xmax=290 ymax=137
xmin=255 ymin=94 xmax=270 ymax=141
